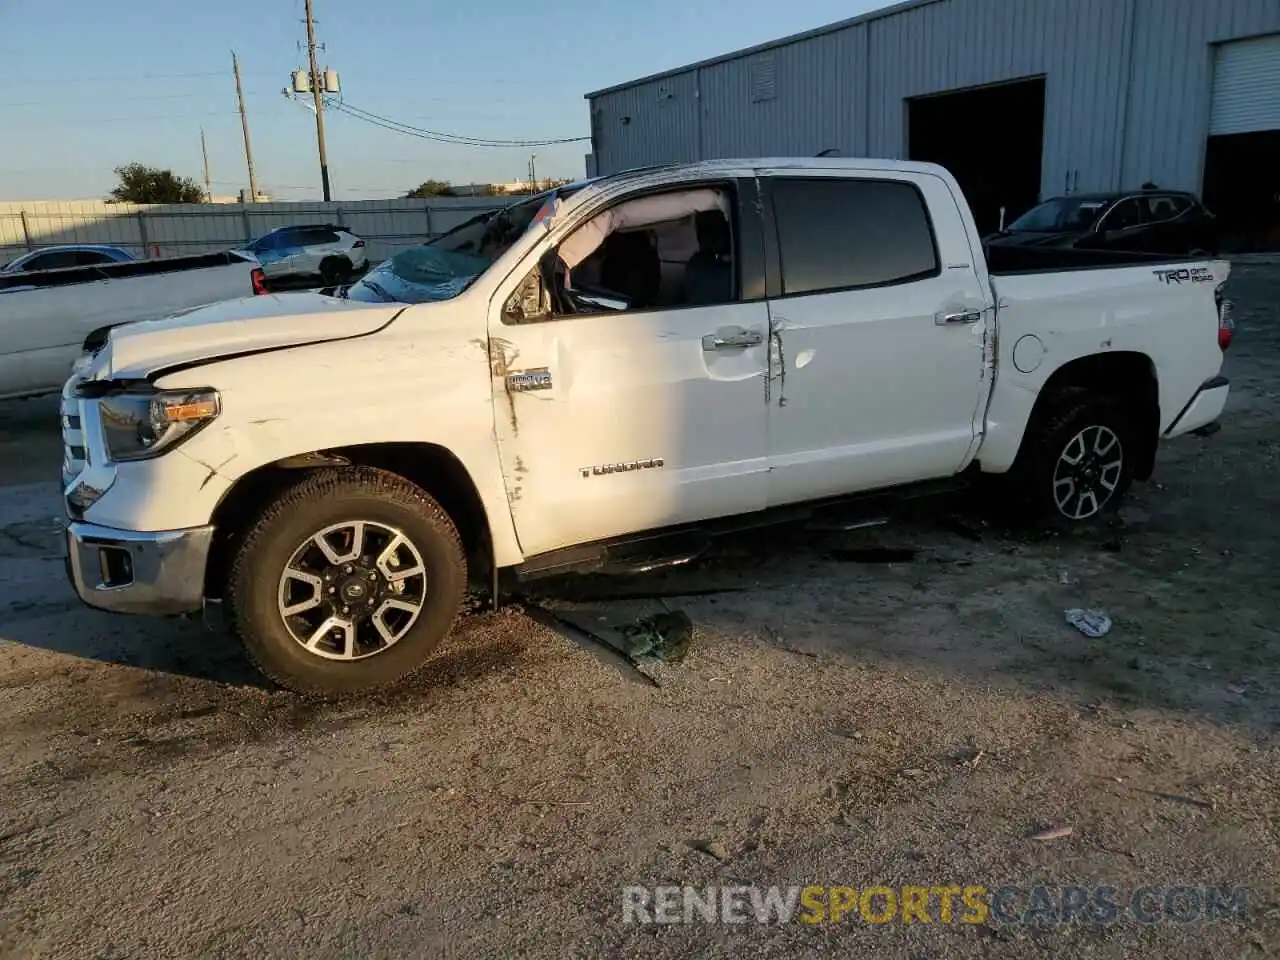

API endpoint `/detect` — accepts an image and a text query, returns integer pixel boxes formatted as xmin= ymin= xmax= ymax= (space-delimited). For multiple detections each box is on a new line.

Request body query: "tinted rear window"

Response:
xmin=299 ymin=227 xmax=341 ymax=245
xmin=772 ymin=178 xmax=939 ymax=295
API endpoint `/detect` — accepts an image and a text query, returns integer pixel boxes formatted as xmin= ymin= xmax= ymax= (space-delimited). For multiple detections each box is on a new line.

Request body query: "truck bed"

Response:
xmin=984 ymin=242 xmax=1196 ymax=276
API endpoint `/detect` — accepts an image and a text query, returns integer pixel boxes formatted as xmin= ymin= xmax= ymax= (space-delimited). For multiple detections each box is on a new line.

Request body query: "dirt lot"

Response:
xmin=1 ymin=262 xmax=1277 ymax=959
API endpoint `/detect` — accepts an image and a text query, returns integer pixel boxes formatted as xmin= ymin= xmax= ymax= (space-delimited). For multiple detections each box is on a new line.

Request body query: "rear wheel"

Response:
xmin=227 ymin=467 xmax=467 ymax=696
xmin=1019 ymin=394 xmax=1136 ymax=524
xmin=319 ymin=256 xmax=351 ymax=285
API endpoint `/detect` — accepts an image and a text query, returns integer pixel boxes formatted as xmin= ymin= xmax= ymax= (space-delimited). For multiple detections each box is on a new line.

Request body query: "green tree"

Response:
xmin=405 ymin=180 xmax=455 ymax=198
xmin=108 ymin=163 xmax=205 ymax=204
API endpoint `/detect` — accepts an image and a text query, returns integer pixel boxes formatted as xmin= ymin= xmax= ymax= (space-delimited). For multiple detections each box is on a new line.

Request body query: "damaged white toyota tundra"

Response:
xmin=60 ymin=158 xmax=1234 ymax=695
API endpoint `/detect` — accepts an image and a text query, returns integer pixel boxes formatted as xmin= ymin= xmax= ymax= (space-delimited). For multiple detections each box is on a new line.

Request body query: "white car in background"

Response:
xmin=235 ymin=223 xmax=368 ymax=286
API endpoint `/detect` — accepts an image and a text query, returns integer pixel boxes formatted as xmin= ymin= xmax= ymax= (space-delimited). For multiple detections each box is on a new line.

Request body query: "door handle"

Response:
xmin=935 ymin=309 xmax=983 ymax=326
xmin=702 ymin=329 xmax=763 ymax=350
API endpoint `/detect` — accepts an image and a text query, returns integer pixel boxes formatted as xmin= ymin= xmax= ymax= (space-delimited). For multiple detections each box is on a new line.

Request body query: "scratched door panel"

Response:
xmin=489 ymin=301 xmax=770 ymax=557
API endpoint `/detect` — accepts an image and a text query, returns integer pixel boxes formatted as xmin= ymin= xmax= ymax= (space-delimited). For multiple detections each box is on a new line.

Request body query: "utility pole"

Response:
xmin=232 ymin=52 xmax=260 ymax=202
xmin=200 ymin=127 xmax=212 ymax=203
xmin=529 ymin=154 xmax=537 ymax=192
xmin=304 ymin=0 xmax=332 ymax=201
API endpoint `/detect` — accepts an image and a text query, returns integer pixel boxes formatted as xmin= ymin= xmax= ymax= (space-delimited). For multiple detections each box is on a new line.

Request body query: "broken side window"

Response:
xmin=553 ymin=186 xmax=738 ymax=315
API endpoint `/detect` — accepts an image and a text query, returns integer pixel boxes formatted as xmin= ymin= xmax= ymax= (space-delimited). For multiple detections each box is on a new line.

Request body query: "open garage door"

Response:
xmin=1204 ymin=34 xmax=1280 ymax=251
xmin=908 ymin=78 xmax=1045 ymax=237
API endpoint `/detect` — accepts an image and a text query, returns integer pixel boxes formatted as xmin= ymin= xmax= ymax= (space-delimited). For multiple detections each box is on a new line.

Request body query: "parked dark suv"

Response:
xmin=985 ymin=187 xmax=1219 ymax=257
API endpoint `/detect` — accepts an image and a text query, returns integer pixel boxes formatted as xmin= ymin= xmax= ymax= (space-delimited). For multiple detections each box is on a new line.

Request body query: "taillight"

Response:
xmin=251 ymin=267 xmax=268 ymax=295
xmin=1215 ymin=282 xmax=1233 ymax=351
xmin=352 ymin=239 xmax=366 ymax=248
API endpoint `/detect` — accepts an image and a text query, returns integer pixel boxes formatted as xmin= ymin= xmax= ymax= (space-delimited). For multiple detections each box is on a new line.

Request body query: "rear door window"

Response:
xmin=25 ymin=251 xmax=80 ymax=271
xmin=770 ymin=178 xmax=939 ymax=296
xmin=1142 ymin=195 xmax=1190 ymax=223
xmin=1102 ymin=198 xmax=1143 ymax=231
xmin=74 ymin=251 xmax=117 ymax=266
xmin=299 ymin=227 xmax=340 ymax=246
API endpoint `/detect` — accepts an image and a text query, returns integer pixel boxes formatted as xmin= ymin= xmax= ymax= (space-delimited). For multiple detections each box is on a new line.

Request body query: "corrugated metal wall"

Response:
xmin=590 ymin=71 xmax=701 ymax=172
xmin=588 ymin=0 xmax=1280 ymax=197
xmin=1124 ymin=0 xmax=1280 ymax=190
xmin=0 ymin=197 xmax=508 ymax=266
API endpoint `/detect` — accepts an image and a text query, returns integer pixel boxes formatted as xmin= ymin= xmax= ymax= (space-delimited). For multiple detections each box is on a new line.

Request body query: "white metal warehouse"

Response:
xmin=583 ymin=0 xmax=1280 ymax=242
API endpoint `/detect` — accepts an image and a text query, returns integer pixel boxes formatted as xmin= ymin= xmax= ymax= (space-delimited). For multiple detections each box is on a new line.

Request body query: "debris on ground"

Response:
xmin=621 ymin=610 xmax=694 ymax=663
xmin=1065 ymin=608 xmax=1113 ymax=638
xmin=1029 ymin=825 xmax=1074 ymax=841
xmin=690 ymin=839 xmax=730 ymax=861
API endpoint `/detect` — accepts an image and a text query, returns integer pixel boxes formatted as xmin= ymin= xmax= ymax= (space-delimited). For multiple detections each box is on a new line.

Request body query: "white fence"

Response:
xmin=0 ymin=197 xmax=511 ymax=266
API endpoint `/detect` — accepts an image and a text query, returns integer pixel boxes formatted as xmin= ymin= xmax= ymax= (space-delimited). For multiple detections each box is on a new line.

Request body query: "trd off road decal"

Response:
xmin=1154 ymin=267 xmax=1214 ymax=284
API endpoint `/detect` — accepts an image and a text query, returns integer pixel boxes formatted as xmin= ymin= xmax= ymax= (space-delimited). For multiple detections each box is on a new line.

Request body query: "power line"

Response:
xmin=329 ymin=99 xmax=589 ymax=148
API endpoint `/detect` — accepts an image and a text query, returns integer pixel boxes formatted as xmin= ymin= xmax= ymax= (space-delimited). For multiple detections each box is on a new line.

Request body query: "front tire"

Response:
xmin=227 ymin=467 xmax=467 ymax=696
xmin=1021 ymin=394 xmax=1136 ymax=524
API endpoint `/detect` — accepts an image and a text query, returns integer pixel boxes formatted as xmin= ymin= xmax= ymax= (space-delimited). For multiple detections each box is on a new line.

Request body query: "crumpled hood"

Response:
xmin=93 ymin=292 xmax=405 ymax=379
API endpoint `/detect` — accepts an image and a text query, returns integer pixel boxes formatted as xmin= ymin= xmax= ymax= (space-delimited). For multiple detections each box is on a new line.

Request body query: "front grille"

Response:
xmin=61 ymin=382 xmax=86 ymax=488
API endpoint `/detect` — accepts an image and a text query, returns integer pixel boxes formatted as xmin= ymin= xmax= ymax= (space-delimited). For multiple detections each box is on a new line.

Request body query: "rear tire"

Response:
xmin=1016 ymin=393 xmax=1136 ymax=524
xmin=319 ymin=256 xmax=351 ymax=285
xmin=227 ymin=467 xmax=467 ymax=697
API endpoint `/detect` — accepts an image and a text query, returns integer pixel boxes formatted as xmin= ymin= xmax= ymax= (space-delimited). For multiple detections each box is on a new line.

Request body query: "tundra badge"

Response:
xmin=579 ymin=458 xmax=665 ymax=479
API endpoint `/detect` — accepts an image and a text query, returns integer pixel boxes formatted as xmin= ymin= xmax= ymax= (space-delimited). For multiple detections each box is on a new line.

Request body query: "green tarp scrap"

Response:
xmin=620 ymin=610 xmax=694 ymax=663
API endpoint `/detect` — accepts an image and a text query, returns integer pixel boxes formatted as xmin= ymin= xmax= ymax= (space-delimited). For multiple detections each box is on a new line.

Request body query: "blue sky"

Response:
xmin=0 ymin=0 xmax=882 ymax=200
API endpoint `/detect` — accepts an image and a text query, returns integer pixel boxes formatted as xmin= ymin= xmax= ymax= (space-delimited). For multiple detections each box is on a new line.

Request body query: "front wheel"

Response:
xmin=227 ymin=467 xmax=467 ymax=696
xmin=1021 ymin=395 xmax=1136 ymax=524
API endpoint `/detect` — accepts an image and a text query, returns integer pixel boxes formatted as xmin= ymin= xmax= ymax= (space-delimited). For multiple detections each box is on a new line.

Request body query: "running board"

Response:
xmin=514 ymin=530 xmax=710 ymax=582
xmin=511 ymin=473 xmax=972 ymax=583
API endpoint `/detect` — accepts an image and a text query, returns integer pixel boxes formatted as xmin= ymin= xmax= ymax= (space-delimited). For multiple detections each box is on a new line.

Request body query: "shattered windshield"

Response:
xmin=345 ymin=188 xmax=578 ymax=305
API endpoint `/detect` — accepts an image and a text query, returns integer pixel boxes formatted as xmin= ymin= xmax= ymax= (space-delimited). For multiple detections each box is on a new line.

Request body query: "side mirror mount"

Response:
xmin=503 ymin=266 xmax=551 ymax=324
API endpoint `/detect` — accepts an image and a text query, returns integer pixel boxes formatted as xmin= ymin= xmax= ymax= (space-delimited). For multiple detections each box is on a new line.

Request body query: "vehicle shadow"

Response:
xmin=527 ymin=475 xmax=1280 ymax=737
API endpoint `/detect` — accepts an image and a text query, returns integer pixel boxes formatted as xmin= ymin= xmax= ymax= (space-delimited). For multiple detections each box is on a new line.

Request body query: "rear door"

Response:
xmin=759 ymin=170 xmax=993 ymax=506
xmin=1137 ymin=195 xmax=1191 ymax=254
xmin=1093 ymin=198 xmax=1147 ymax=251
xmin=297 ymin=227 xmax=342 ymax=274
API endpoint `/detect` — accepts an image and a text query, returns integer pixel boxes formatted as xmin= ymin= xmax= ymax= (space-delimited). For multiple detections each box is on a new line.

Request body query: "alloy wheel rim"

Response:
xmin=276 ymin=520 xmax=428 ymax=661
xmin=1052 ymin=425 xmax=1124 ymax=520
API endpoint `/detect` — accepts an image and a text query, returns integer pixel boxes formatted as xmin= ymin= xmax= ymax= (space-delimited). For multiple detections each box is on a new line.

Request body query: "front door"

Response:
xmin=488 ymin=179 xmax=770 ymax=558
xmin=760 ymin=172 xmax=992 ymax=507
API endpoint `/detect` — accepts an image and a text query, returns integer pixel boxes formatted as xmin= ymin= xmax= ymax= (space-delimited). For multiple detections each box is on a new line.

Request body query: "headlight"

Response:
xmin=99 ymin=388 xmax=221 ymax=462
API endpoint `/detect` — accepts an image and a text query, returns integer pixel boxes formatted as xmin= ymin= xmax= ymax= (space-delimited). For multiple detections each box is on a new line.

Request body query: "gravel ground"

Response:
xmin=0 ymin=262 xmax=1277 ymax=958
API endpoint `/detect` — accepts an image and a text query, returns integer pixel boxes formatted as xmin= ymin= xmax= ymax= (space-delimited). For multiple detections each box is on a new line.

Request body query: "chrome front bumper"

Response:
xmin=64 ymin=522 xmax=214 ymax=616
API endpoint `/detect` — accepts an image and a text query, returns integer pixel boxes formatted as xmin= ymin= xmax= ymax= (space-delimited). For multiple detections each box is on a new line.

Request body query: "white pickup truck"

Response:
xmin=0 ymin=250 xmax=265 ymax=401
xmin=59 ymin=158 xmax=1234 ymax=695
